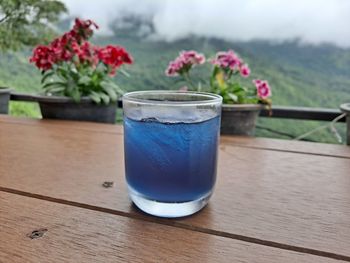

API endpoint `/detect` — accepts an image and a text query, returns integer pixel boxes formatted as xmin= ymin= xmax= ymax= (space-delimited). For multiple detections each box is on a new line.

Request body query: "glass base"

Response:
xmin=128 ymin=187 xmax=212 ymax=218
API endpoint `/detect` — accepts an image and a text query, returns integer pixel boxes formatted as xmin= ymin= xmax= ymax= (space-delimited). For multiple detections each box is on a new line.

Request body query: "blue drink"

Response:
xmin=124 ymin=116 xmax=220 ymax=203
xmin=123 ymin=91 xmax=222 ymax=217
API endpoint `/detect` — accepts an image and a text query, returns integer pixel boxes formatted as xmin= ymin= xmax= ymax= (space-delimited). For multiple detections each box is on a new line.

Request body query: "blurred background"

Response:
xmin=1 ymin=0 xmax=350 ymax=143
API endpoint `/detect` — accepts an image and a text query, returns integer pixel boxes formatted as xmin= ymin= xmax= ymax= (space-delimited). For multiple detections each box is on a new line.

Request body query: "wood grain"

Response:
xmin=0 ymin=114 xmax=121 ymax=134
xmin=1 ymin=116 xmax=350 ymax=259
xmin=1 ymin=191 xmax=340 ymax=263
xmin=2 ymin=115 xmax=349 ymax=157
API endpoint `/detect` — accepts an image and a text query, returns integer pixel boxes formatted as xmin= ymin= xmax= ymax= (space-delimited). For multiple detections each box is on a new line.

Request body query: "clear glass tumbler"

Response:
xmin=123 ymin=91 xmax=222 ymax=218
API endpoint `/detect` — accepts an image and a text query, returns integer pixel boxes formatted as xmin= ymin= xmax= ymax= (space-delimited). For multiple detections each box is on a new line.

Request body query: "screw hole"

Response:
xmin=27 ymin=228 xmax=48 ymax=239
xmin=102 ymin=181 xmax=114 ymax=188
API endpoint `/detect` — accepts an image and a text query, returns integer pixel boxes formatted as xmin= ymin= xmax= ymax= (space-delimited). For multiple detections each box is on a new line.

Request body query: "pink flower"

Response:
xmin=254 ymin=79 xmax=272 ymax=99
xmin=165 ymin=50 xmax=205 ymax=77
xmin=165 ymin=60 xmax=184 ymax=76
xmin=180 ymin=50 xmax=205 ymax=65
xmin=212 ymin=50 xmax=242 ymax=71
xmin=240 ymin=64 xmax=250 ymax=78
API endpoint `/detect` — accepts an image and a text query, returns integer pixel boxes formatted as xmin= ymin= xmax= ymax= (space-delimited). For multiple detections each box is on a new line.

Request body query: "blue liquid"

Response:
xmin=124 ymin=116 xmax=220 ymax=203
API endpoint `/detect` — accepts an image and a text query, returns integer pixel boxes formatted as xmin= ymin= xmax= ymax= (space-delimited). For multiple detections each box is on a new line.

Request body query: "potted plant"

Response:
xmin=0 ymin=87 xmax=11 ymax=114
xmin=29 ymin=18 xmax=133 ymax=123
xmin=165 ymin=50 xmax=272 ymax=135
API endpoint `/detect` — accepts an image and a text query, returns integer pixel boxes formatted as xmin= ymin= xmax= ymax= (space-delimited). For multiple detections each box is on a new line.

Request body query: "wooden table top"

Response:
xmin=1 ymin=115 xmax=350 ymax=263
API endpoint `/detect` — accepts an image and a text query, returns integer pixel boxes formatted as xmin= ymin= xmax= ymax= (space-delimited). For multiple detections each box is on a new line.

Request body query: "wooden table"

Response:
xmin=1 ymin=115 xmax=350 ymax=263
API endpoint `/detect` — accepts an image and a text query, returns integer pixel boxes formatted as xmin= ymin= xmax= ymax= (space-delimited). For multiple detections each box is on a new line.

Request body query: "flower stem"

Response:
xmin=183 ymin=71 xmax=197 ymax=91
xmin=227 ymin=69 xmax=233 ymax=81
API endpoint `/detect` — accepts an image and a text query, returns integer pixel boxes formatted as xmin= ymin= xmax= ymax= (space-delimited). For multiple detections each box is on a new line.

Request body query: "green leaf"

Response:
xmin=42 ymin=81 xmax=66 ymax=90
xmin=232 ymin=86 xmax=244 ymax=93
xmin=228 ymin=93 xmax=238 ymax=102
xmin=95 ymin=63 xmax=107 ymax=75
xmin=100 ymin=93 xmax=110 ymax=105
xmin=210 ymin=66 xmax=220 ymax=87
xmin=66 ymin=79 xmax=75 ymax=95
xmin=119 ymin=68 xmax=130 ymax=78
xmin=245 ymin=97 xmax=260 ymax=104
xmin=44 ymin=86 xmax=65 ymax=95
xmin=71 ymin=88 xmax=81 ymax=103
xmin=78 ymin=75 xmax=91 ymax=85
xmin=102 ymin=85 xmax=118 ymax=102
xmin=222 ymin=94 xmax=232 ymax=104
xmin=41 ymin=71 xmax=55 ymax=84
xmin=101 ymin=81 xmax=125 ymax=95
xmin=89 ymin=91 xmax=102 ymax=104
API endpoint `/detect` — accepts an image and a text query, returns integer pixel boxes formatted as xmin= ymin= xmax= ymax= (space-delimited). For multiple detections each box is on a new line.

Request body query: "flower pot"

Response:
xmin=220 ymin=104 xmax=263 ymax=136
xmin=0 ymin=87 xmax=11 ymax=114
xmin=37 ymin=95 xmax=117 ymax=124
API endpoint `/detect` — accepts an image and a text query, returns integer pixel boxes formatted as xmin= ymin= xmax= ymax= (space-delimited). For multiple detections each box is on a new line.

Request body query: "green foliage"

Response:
xmin=9 ymin=101 xmax=41 ymax=117
xmin=41 ymin=63 xmax=124 ymax=105
xmin=0 ymin=0 xmax=67 ymax=51
xmin=209 ymin=67 xmax=259 ymax=104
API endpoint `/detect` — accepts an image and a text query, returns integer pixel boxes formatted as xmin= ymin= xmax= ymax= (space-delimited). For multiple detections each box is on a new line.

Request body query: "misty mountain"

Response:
xmin=95 ymin=20 xmax=350 ymax=109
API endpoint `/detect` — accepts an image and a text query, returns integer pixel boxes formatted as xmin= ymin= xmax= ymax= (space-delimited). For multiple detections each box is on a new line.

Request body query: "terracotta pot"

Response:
xmin=220 ymin=104 xmax=263 ymax=136
xmin=37 ymin=95 xmax=117 ymax=124
xmin=0 ymin=87 xmax=11 ymax=114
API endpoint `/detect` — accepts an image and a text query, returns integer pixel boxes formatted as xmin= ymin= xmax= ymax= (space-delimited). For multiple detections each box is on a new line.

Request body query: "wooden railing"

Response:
xmin=260 ymin=106 xmax=345 ymax=122
xmin=8 ymin=92 xmax=350 ymax=145
xmin=259 ymin=105 xmax=349 ymax=144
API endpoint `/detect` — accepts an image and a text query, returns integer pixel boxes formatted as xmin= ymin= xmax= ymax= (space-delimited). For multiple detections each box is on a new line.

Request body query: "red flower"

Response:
xmin=95 ymin=45 xmax=133 ymax=75
xmin=29 ymin=45 xmax=55 ymax=71
xmin=71 ymin=41 xmax=95 ymax=64
xmin=30 ymin=18 xmax=133 ymax=77
xmin=50 ymin=33 xmax=75 ymax=63
xmin=72 ymin=18 xmax=99 ymax=42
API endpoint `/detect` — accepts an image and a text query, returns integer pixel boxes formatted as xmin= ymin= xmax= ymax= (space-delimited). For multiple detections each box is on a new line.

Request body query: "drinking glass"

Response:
xmin=123 ymin=91 xmax=222 ymax=217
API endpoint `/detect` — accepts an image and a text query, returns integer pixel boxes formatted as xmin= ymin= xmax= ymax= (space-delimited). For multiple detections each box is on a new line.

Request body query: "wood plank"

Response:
xmin=2 ymin=115 xmax=350 ymax=158
xmin=0 ymin=114 xmax=122 ymax=134
xmin=1 ymin=192 xmax=339 ymax=263
xmin=1 ymin=117 xmax=350 ymax=259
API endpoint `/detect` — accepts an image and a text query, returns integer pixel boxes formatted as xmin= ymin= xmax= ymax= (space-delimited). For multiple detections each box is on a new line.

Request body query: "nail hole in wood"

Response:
xmin=27 ymin=228 xmax=48 ymax=239
xmin=102 ymin=181 xmax=114 ymax=188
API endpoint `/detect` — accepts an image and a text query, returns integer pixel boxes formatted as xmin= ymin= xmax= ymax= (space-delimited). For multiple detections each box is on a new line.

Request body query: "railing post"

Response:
xmin=347 ymin=117 xmax=350 ymax=145
xmin=340 ymin=103 xmax=350 ymax=145
xmin=0 ymin=88 xmax=11 ymax=114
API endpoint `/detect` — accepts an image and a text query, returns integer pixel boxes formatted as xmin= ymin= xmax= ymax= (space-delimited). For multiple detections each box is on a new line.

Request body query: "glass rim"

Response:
xmin=122 ymin=90 xmax=222 ymax=106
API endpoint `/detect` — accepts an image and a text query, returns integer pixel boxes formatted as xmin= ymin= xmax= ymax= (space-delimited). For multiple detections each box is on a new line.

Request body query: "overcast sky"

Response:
xmin=62 ymin=0 xmax=350 ymax=47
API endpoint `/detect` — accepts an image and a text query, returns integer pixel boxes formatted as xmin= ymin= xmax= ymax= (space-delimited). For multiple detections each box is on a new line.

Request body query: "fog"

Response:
xmin=62 ymin=0 xmax=350 ymax=47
